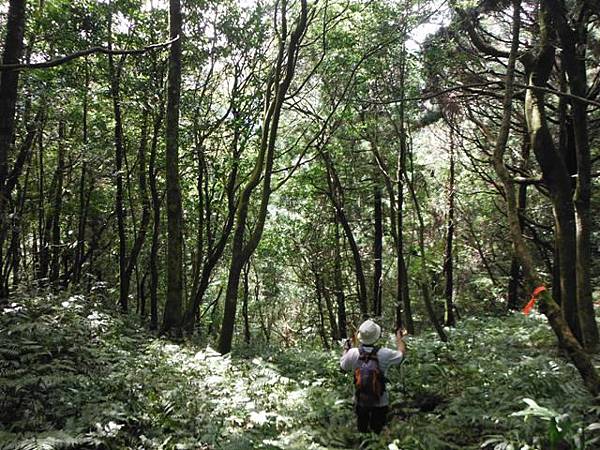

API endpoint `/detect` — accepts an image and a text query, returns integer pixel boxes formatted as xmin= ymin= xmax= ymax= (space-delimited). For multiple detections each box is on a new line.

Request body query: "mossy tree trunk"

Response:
xmin=492 ymin=0 xmax=600 ymax=395
xmin=218 ymin=0 xmax=309 ymax=354
xmin=545 ymin=0 xmax=599 ymax=351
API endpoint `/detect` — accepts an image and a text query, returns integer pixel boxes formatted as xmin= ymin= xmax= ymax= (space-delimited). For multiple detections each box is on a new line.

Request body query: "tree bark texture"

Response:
xmin=161 ymin=0 xmax=184 ymax=337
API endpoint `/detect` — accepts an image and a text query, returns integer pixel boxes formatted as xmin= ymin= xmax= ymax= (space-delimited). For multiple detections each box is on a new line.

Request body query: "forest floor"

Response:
xmin=1 ymin=289 xmax=600 ymax=450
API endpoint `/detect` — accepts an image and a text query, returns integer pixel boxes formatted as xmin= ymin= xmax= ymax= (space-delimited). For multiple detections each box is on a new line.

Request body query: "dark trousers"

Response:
xmin=355 ymin=404 xmax=388 ymax=434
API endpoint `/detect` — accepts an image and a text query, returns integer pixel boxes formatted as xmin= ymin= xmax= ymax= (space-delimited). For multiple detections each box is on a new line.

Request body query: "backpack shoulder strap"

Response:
xmin=358 ymin=346 xmax=379 ymax=361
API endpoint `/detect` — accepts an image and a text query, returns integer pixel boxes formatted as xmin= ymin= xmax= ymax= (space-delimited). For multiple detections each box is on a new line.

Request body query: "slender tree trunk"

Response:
xmin=392 ymin=46 xmax=413 ymax=333
xmin=123 ymin=110 xmax=151 ymax=306
xmin=49 ymin=121 xmax=66 ymax=284
xmin=9 ymin=184 xmax=24 ymax=287
xmin=0 ymin=0 xmax=27 ymax=299
xmin=36 ymin=123 xmax=46 ymax=280
xmin=161 ymin=0 xmax=184 ymax=337
xmin=315 ymin=273 xmax=330 ymax=350
xmin=39 ymin=123 xmax=62 ymax=283
xmin=8 ymin=158 xmax=30 ymax=289
xmin=189 ymin=139 xmax=205 ymax=316
xmin=507 ymin=133 xmax=530 ymax=309
xmin=218 ymin=0 xmax=308 ymax=354
xmin=148 ymin=109 xmax=162 ymax=330
xmin=107 ymin=15 xmax=128 ymax=311
xmin=372 ymin=152 xmax=383 ymax=317
xmin=405 ymin=149 xmax=447 ymax=342
xmin=2 ymin=112 xmax=37 ymax=289
xmin=242 ymin=261 xmax=251 ymax=345
xmin=397 ymin=141 xmax=412 ymax=332
xmin=443 ymin=125 xmax=456 ymax=326
xmin=183 ymin=121 xmax=239 ymax=331
xmin=322 ymin=278 xmax=340 ymax=341
xmin=74 ymin=61 xmax=90 ymax=285
xmin=333 ymin=219 xmax=347 ymax=338
xmin=322 ymin=150 xmax=369 ymax=318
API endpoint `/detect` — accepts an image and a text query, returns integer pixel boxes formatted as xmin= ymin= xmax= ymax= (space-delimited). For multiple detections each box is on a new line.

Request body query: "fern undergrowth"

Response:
xmin=0 ymin=290 xmax=599 ymax=450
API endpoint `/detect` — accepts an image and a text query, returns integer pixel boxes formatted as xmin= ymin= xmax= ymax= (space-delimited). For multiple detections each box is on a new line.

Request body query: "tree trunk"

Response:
xmin=443 ymin=125 xmax=456 ymax=326
xmin=36 ymin=122 xmax=46 ymax=281
xmin=107 ymin=16 xmax=128 ymax=311
xmin=322 ymin=150 xmax=369 ymax=318
xmin=183 ymin=117 xmax=240 ymax=332
xmin=315 ymin=273 xmax=330 ymax=350
xmin=123 ymin=109 xmax=151 ymax=307
xmin=0 ymin=0 xmax=27 ymax=299
xmin=545 ymin=0 xmax=599 ymax=351
xmin=218 ymin=0 xmax=308 ymax=354
xmin=242 ymin=261 xmax=251 ymax=345
xmin=73 ymin=61 xmax=90 ymax=285
xmin=396 ymin=55 xmax=413 ymax=333
xmin=405 ymin=168 xmax=447 ymax=342
xmin=333 ymin=219 xmax=347 ymax=338
xmin=49 ymin=121 xmax=65 ymax=284
xmin=372 ymin=153 xmax=383 ymax=318
xmin=7 ymin=159 xmax=30 ymax=290
xmin=507 ymin=133 xmax=530 ymax=310
xmin=521 ymin=12 xmax=581 ymax=343
xmin=148 ymin=104 xmax=163 ymax=330
xmin=492 ymin=0 xmax=600 ymax=395
xmin=161 ymin=0 xmax=184 ymax=337
xmin=323 ymin=282 xmax=340 ymax=341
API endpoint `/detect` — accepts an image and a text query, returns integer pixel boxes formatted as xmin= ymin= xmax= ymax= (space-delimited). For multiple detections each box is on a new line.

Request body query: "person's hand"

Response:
xmin=395 ymin=327 xmax=408 ymax=338
xmin=343 ymin=338 xmax=352 ymax=350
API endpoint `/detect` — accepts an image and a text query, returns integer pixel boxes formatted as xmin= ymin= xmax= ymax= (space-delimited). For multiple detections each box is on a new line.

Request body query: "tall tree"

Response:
xmin=161 ymin=0 xmax=184 ymax=336
xmin=372 ymin=146 xmax=383 ymax=318
xmin=0 ymin=0 xmax=28 ymax=299
xmin=218 ymin=0 xmax=309 ymax=354
xmin=107 ymin=6 xmax=128 ymax=312
xmin=545 ymin=0 xmax=599 ymax=351
xmin=491 ymin=0 xmax=599 ymax=395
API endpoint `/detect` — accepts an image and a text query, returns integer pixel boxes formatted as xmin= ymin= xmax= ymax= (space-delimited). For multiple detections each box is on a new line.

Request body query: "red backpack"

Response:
xmin=354 ymin=346 xmax=385 ymax=406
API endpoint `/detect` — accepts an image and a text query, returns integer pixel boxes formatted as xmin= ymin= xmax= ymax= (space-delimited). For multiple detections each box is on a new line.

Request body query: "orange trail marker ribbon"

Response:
xmin=523 ymin=285 xmax=546 ymax=315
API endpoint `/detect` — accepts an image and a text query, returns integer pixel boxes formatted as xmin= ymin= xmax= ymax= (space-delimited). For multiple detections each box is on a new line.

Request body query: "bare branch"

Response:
xmin=0 ymin=36 xmax=179 ymax=71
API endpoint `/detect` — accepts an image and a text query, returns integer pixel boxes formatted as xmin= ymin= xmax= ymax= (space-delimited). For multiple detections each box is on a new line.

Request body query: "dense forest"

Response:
xmin=1 ymin=0 xmax=600 ymax=448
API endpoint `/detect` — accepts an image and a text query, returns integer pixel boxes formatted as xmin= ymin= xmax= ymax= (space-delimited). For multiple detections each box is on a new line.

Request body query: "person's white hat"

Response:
xmin=357 ymin=319 xmax=381 ymax=345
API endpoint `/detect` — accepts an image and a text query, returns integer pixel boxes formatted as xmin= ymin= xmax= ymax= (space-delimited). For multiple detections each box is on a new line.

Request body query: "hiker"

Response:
xmin=340 ymin=319 xmax=407 ymax=434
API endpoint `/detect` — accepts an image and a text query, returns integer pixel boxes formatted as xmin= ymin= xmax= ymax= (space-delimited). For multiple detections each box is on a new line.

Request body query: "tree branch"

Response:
xmin=0 ymin=36 xmax=179 ymax=71
xmin=362 ymin=80 xmax=600 ymax=108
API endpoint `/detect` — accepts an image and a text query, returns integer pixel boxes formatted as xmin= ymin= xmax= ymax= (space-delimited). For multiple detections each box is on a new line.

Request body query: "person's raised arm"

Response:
xmin=396 ymin=328 xmax=407 ymax=355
